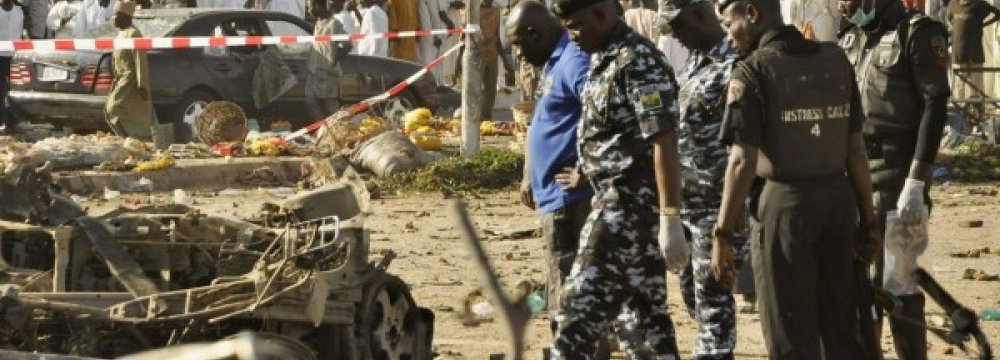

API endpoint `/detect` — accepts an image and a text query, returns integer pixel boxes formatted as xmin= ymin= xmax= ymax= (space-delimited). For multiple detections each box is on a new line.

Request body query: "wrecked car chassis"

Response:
xmin=0 ymin=182 xmax=432 ymax=360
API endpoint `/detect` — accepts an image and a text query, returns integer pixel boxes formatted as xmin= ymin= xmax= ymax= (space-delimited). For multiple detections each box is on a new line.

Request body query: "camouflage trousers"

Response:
xmin=551 ymin=198 xmax=680 ymax=360
xmin=677 ymin=211 xmax=749 ymax=360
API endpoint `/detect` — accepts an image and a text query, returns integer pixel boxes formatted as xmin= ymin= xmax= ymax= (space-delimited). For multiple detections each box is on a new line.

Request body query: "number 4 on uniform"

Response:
xmin=810 ymin=124 xmax=821 ymax=137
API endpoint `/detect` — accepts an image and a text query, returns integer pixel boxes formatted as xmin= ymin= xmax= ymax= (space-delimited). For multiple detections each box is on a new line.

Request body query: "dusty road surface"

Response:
xmin=86 ymin=182 xmax=1000 ymax=360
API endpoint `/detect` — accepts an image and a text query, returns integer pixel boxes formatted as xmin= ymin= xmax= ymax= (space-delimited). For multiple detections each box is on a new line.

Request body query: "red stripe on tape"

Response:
xmin=13 ymin=41 xmax=33 ymax=51
xmin=209 ymin=36 xmax=227 ymax=47
xmin=315 ymin=34 xmax=332 ymax=43
xmin=246 ymin=36 xmax=263 ymax=45
xmin=95 ymin=38 xmax=114 ymax=49
xmin=353 ymin=100 xmax=372 ymax=114
xmin=415 ymin=30 xmax=431 ymax=37
xmin=55 ymin=39 xmax=75 ymax=50
xmin=134 ymin=38 xmax=153 ymax=50
xmin=385 ymin=32 xmax=399 ymax=39
xmin=172 ymin=37 xmax=190 ymax=49
xmin=280 ymin=36 xmax=297 ymax=44
xmin=427 ymin=55 xmax=445 ymax=68
xmin=387 ymin=81 xmax=409 ymax=97
xmin=348 ymin=33 xmax=366 ymax=41
xmin=447 ymin=28 xmax=463 ymax=34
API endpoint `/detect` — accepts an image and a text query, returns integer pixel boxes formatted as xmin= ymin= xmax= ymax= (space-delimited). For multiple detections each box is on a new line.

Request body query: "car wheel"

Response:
xmin=172 ymin=89 xmax=218 ymax=126
xmin=372 ymin=92 xmax=417 ymax=129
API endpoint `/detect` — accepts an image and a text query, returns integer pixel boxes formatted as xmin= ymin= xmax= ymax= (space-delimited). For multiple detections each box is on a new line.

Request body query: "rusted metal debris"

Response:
xmin=0 ymin=167 xmax=434 ymax=359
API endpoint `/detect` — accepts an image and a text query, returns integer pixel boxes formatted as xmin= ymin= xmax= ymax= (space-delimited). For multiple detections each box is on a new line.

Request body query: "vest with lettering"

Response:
xmin=757 ymin=43 xmax=855 ymax=181
xmin=839 ymin=14 xmax=936 ymax=137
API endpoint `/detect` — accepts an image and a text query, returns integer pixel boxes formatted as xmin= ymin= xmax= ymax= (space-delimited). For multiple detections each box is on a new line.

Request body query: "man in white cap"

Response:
xmin=106 ymin=0 xmax=156 ymax=140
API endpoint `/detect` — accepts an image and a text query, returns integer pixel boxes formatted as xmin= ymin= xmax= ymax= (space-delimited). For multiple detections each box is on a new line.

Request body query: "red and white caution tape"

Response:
xmin=0 ymin=26 xmax=476 ymax=52
xmin=283 ymin=42 xmax=463 ymax=142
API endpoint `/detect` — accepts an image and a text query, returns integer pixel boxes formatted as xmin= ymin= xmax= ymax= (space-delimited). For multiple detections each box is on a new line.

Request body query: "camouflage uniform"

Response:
xmin=550 ymin=23 xmax=681 ymax=360
xmin=673 ymin=39 xmax=747 ymax=360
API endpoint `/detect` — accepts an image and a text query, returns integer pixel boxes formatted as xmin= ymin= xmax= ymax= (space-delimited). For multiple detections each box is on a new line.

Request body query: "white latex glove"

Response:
xmin=659 ymin=215 xmax=689 ymax=272
xmin=896 ymin=178 xmax=926 ymax=224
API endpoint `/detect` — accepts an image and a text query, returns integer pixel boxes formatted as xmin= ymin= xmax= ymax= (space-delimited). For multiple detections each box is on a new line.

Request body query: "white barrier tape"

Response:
xmin=0 ymin=28 xmax=474 ymax=52
xmin=282 ymin=42 xmax=463 ymax=142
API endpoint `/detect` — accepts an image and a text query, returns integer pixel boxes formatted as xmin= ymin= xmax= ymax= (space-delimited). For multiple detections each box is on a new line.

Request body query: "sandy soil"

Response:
xmin=86 ymin=182 xmax=1000 ymax=360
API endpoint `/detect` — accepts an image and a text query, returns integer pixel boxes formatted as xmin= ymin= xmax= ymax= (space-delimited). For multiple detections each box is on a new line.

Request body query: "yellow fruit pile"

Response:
xmin=360 ymin=117 xmax=390 ymax=137
xmin=248 ymin=137 xmax=285 ymax=157
xmin=404 ymin=108 xmax=445 ymax=151
xmin=403 ymin=108 xmax=434 ymax=135
xmin=480 ymin=121 xmax=497 ymax=136
xmin=134 ymin=154 xmax=176 ymax=172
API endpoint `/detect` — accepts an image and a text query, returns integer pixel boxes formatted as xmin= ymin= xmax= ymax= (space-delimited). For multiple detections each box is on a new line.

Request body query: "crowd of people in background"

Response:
xmin=1 ymin=0 xmax=1000 ymax=131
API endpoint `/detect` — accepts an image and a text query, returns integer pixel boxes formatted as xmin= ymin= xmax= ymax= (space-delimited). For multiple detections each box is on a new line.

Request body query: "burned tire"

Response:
xmin=357 ymin=273 xmax=431 ymax=360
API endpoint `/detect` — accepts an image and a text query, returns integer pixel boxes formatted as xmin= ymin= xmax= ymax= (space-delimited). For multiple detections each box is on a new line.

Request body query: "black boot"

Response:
xmin=889 ymin=293 xmax=928 ymax=360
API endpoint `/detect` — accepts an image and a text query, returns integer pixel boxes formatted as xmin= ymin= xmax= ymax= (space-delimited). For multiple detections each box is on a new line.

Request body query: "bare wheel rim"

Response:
xmin=375 ymin=97 xmax=414 ymax=129
xmin=183 ymin=100 xmax=209 ymax=126
xmin=367 ymin=277 xmax=417 ymax=360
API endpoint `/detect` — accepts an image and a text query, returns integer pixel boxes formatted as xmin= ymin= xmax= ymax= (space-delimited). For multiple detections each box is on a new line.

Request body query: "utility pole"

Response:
xmin=461 ymin=0 xmax=482 ymax=157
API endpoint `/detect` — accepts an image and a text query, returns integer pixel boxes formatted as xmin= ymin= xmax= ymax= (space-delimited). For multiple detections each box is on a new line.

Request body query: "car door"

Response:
xmin=262 ymin=19 xmax=310 ymax=105
xmin=198 ymin=15 xmax=266 ymax=108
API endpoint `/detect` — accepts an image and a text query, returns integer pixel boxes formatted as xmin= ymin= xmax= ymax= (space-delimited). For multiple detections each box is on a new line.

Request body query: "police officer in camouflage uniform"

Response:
xmin=838 ymin=0 xmax=951 ymax=358
xmin=711 ymin=0 xmax=880 ymax=357
xmin=549 ymin=0 xmax=685 ymax=358
xmin=659 ymin=0 xmax=744 ymax=358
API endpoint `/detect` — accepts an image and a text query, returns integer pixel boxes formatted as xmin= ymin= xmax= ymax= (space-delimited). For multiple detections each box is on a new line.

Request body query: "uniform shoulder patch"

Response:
xmin=930 ymin=35 xmax=948 ymax=69
xmin=638 ymin=85 xmax=664 ymax=111
xmin=727 ymin=79 xmax=745 ymax=105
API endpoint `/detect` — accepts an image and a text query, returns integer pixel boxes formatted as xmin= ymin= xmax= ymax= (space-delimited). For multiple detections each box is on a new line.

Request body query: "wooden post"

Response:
xmin=461 ymin=0 xmax=483 ymax=157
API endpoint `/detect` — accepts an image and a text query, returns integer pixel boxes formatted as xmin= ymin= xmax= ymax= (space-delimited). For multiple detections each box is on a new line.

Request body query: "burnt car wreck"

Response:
xmin=0 ymin=162 xmax=432 ymax=359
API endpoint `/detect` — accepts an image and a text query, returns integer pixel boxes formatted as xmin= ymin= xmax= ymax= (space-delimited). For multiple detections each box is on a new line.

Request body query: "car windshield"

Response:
xmin=81 ymin=16 xmax=186 ymax=39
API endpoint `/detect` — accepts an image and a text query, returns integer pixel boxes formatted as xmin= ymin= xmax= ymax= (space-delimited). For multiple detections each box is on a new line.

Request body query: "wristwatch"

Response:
xmin=659 ymin=206 xmax=680 ymax=217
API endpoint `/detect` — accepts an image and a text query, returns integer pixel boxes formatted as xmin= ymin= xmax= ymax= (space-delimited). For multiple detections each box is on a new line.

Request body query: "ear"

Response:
xmin=746 ymin=2 xmax=760 ymax=24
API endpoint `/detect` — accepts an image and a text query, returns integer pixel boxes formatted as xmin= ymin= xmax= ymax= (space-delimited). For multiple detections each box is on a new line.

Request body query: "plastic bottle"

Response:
xmin=526 ymin=290 xmax=546 ymax=315
xmin=982 ymin=308 xmax=1000 ymax=321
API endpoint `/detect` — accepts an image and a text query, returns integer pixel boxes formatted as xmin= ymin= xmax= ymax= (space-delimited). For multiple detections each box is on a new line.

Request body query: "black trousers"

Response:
xmin=868 ymin=135 xmax=931 ymax=360
xmin=0 ymin=56 xmax=13 ymax=130
xmin=753 ymin=175 xmax=862 ymax=360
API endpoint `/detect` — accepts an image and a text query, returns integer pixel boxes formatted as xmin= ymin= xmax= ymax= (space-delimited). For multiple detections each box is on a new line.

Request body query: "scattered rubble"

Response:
xmin=949 ymin=247 xmax=991 ymax=258
xmin=962 ymin=268 xmax=999 ymax=281
xmin=957 ymin=220 xmax=985 ymax=228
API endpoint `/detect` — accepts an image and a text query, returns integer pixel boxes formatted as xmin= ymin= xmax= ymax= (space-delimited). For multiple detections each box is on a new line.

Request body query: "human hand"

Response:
xmin=519 ymin=177 xmax=535 ymax=210
xmin=554 ymin=167 xmax=585 ymax=190
xmin=659 ymin=215 xmax=689 ymax=272
xmin=711 ymin=237 xmax=736 ymax=289
xmin=855 ymin=223 xmax=881 ymax=266
xmin=895 ymin=178 xmax=925 ymax=224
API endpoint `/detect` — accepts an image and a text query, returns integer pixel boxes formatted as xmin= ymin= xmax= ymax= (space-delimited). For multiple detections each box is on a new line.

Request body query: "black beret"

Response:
xmin=551 ymin=0 xmax=608 ymax=17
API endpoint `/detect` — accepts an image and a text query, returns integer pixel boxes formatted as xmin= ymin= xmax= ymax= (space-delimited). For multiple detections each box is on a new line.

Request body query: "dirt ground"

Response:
xmin=86 ymin=182 xmax=1000 ymax=360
